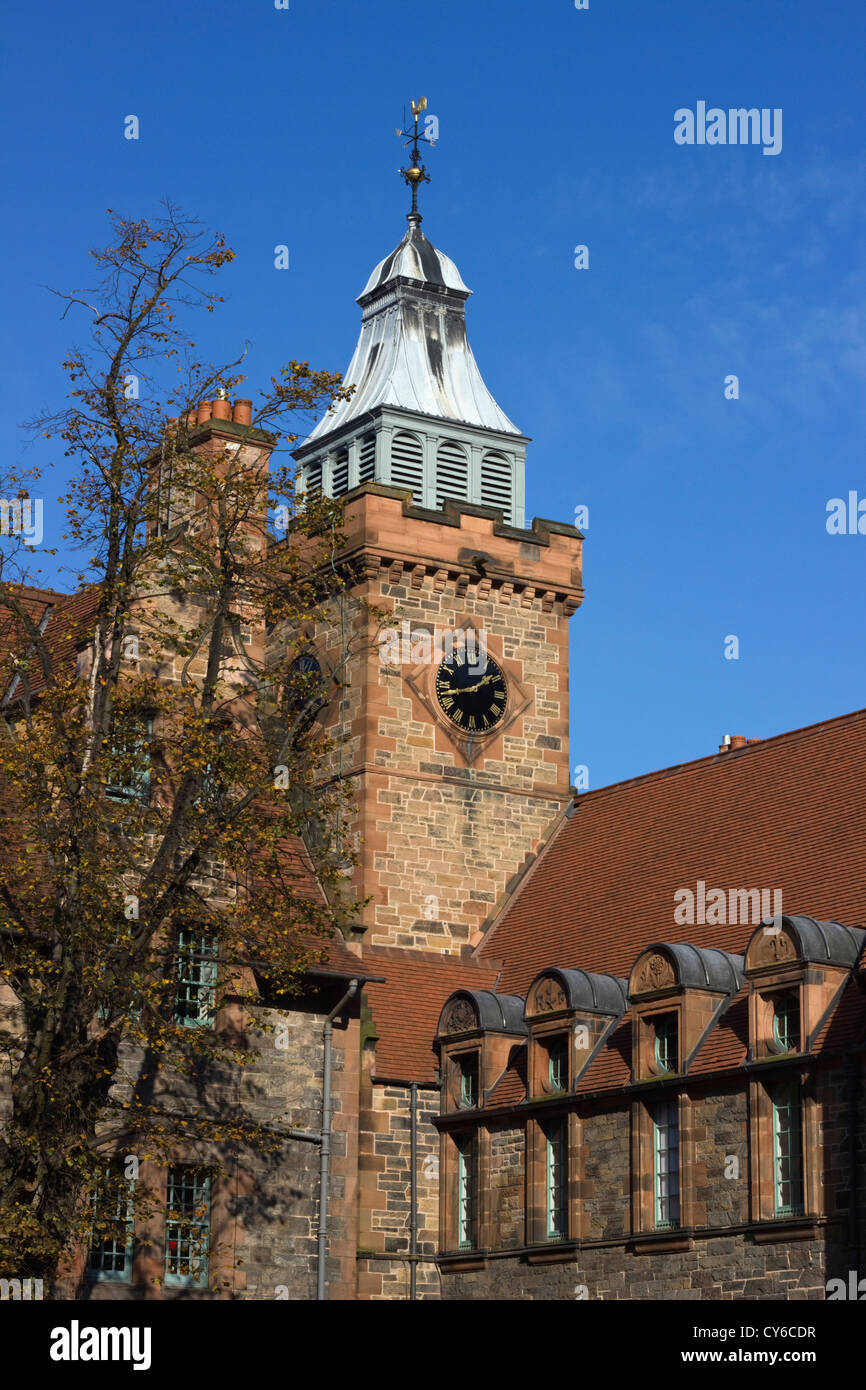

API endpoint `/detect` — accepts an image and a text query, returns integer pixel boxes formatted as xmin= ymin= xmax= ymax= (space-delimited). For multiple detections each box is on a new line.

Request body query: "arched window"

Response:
xmin=435 ymin=439 xmax=469 ymax=510
xmin=391 ymin=431 xmax=424 ymax=505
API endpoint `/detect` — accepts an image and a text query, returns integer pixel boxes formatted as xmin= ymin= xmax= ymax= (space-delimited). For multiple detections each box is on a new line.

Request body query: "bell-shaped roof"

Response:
xmin=305 ymin=214 xmax=522 ymax=444
xmin=360 ymin=220 xmax=471 ymax=298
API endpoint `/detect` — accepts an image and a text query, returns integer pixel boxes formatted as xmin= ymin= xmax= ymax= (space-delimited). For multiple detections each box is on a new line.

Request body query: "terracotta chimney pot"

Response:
xmin=232 ymin=399 xmax=252 ymax=425
xmin=211 ymin=398 xmax=231 ymax=420
xmin=196 ymin=399 xmax=213 ymax=424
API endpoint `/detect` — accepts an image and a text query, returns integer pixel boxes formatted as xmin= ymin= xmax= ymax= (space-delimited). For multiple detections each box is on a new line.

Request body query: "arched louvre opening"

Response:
xmin=435 ymin=439 xmax=469 ymax=510
xmin=358 ymin=432 xmax=376 ymax=484
xmin=480 ymin=450 xmax=513 ymax=524
xmin=391 ymin=431 xmax=424 ymax=505
xmin=331 ymin=446 xmax=350 ymax=497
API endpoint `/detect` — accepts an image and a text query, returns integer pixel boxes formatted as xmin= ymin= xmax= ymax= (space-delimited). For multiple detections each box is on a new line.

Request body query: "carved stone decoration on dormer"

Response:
xmin=751 ymin=926 xmax=796 ymax=968
xmin=635 ymin=952 xmax=675 ymax=994
xmin=440 ymin=997 xmax=478 ymax=1034
xmin=529 ymin=977 xmax=568 ymax=1015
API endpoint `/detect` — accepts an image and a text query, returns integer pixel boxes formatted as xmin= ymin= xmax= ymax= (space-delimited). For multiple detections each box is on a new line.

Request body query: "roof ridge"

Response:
xmin=577 ymin=705 xmax=866 ymax=801
xmin=363 ymin=944 xmax=500 ymax=969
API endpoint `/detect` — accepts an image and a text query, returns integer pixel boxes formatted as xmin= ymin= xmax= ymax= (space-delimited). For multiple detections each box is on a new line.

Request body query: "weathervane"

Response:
xmin=396 ymin=97 xmax=435 ymax=221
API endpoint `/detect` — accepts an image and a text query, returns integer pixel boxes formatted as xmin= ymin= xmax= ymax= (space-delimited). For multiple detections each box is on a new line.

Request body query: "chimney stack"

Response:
xmin=718 ymin=734 xmax=751 ymax=753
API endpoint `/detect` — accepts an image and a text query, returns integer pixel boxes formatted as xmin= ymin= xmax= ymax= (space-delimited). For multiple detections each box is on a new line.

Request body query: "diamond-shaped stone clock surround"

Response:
xmin=404 ymin=620 xmax=532 ymax=765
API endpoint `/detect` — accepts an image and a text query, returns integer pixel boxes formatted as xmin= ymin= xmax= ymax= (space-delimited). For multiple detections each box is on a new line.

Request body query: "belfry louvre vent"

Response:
xmin=435 ymin=439 xmax=469 ymax=510
xmin=480 ymin=450 xmax=513 ymax=524
xmin=358 ymin=432 xmax=376 ymax=484
xmin=391 ymin=431 xmax=424 ymax=505
xmin=331 ymin=446 xmax=350 ymax=497
xmin=305 ymin=458 xmax=323 ymax=494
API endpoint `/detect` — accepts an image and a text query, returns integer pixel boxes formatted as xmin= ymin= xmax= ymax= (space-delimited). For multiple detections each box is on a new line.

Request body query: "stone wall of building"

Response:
xmin=438 ymin=1062 xmax=866 ymax=1300
xmin=46 ymin=987 xmax=361 ymax=1301
xmin=356 ymin=1069 xmax=442 ymax=1300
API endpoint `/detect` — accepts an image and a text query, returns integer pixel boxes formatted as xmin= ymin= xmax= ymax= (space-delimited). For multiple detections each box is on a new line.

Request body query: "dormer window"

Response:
xmin=457 ymin=1054 xmax=478 ymax=1109
xmin=771 ymin=993 xmax=799 ymax=1054
xmin=544 ymin=1035 xmax=568 ymax=1092
xmin=652 ymin=1014 xmax=678 ymax=1074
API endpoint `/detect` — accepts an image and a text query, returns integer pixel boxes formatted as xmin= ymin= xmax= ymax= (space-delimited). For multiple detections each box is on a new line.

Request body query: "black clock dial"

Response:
xmin=435 ymin=653 xmax=507 ymax=734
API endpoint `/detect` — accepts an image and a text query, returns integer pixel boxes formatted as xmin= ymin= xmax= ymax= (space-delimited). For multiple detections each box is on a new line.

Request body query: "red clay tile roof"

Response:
xmin=363 ymin=947 xmax=501 ymax=1083
xmin=487 ymin=1045 xmax=528 ymax=1108
xmin=478 ymin=706 xmax=866 ymax=995
xmin=1 ymin=583 xmax=101 ymax=700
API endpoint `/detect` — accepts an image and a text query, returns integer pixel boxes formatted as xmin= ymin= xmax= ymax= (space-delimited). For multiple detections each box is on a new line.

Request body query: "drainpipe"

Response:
xmin=317 ymin=978 xmax=358 ymax=1301
xmin=409 ymin=1081 xmax=418 ymax=1301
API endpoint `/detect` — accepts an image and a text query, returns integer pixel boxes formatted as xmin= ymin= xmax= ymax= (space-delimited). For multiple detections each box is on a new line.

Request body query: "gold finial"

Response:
xmin=397 ymin=96 xmax=434 ymax=221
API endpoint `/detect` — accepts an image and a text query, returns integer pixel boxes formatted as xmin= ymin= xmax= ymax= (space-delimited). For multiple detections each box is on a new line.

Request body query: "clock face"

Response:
xmin=435 ymin=653 xmax=508 ymax=734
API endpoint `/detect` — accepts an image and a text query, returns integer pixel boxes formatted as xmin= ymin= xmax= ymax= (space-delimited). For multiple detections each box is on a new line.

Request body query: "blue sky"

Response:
xmin=2 ymin=0 xmax=864 ymax=788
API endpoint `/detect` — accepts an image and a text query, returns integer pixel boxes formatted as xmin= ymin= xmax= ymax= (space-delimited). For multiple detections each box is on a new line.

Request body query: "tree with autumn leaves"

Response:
xmin=0 ymin=206 xmax=362 ymax=1289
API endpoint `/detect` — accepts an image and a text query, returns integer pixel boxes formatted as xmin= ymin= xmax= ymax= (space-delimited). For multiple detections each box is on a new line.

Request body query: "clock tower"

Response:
xmin=292 ymin=119 xmax=583 ymax=955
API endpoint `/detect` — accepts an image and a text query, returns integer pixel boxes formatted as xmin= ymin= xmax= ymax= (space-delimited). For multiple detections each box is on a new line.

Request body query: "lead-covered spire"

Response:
xmin=295 ymin=103 xmax=527 ymax=527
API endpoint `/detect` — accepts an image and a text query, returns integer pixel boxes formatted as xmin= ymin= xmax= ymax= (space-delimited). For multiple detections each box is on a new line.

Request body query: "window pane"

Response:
xmin=457 ymin=1138 xmax=476 ymax=1249
xmin=773 ymin=1085 xmax=804 ymax=1215
xmin=547 ymin=1037 xmax=567 ymax=1091
xmin=174 ymin=929 xmax=218 ymax=1027
xmin=88 ymin=1172 xmax=134 ymax=1280
xmin=165 ymin=1167 xmax=210 ymax=1285
xmin=652 ymin=1100 xmax=680 ymax=1229
xmin=106 ymin=715 xmax=152 ymax=802
xmin=546 ymin=1120 xmax=568 ymax=1240
xmin=654 ymin=1016 xmax=678 ymax=1073
xmin=772 ymin=996 xmax=799 ymax=1053
xmin=458 ymin=1056 xmax=478 ymax=1108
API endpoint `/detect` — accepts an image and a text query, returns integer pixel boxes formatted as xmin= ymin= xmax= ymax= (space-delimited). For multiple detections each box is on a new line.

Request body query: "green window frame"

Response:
xmin=457 ymin=1055 xmax=478 ymax=1109
xmin=772 ymin=994 xmax=799 ymax=1053
xmin=106 ymin=714 xmax=153 ymax=803
xmin=456 ymin=1136 xmax=477 ymax=1250
xmin=772 ymin=1084 xmax=804 ymax=1217
xmin=652 ymin=1099 xmax=680 ymax=1229
xmin=544 ymin=1119 xmax=568 ymax=1241
xmin=173 ymin=928 xmax=218 ymax=1028
xmin=653 ymin=1015 xmax=678 ymax=1074
xmin=88 ymin=1171 xmax=135 ymax=1282
xmin=164 ymin=1167 xmax=211 ymax=1287
xmin=546 ymin=1035 xmax=568 ymax=1092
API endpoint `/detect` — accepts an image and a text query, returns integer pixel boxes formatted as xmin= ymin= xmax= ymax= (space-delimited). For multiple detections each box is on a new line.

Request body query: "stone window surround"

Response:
xmin=747 ymin=1064 xmax=819 ymax=1227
